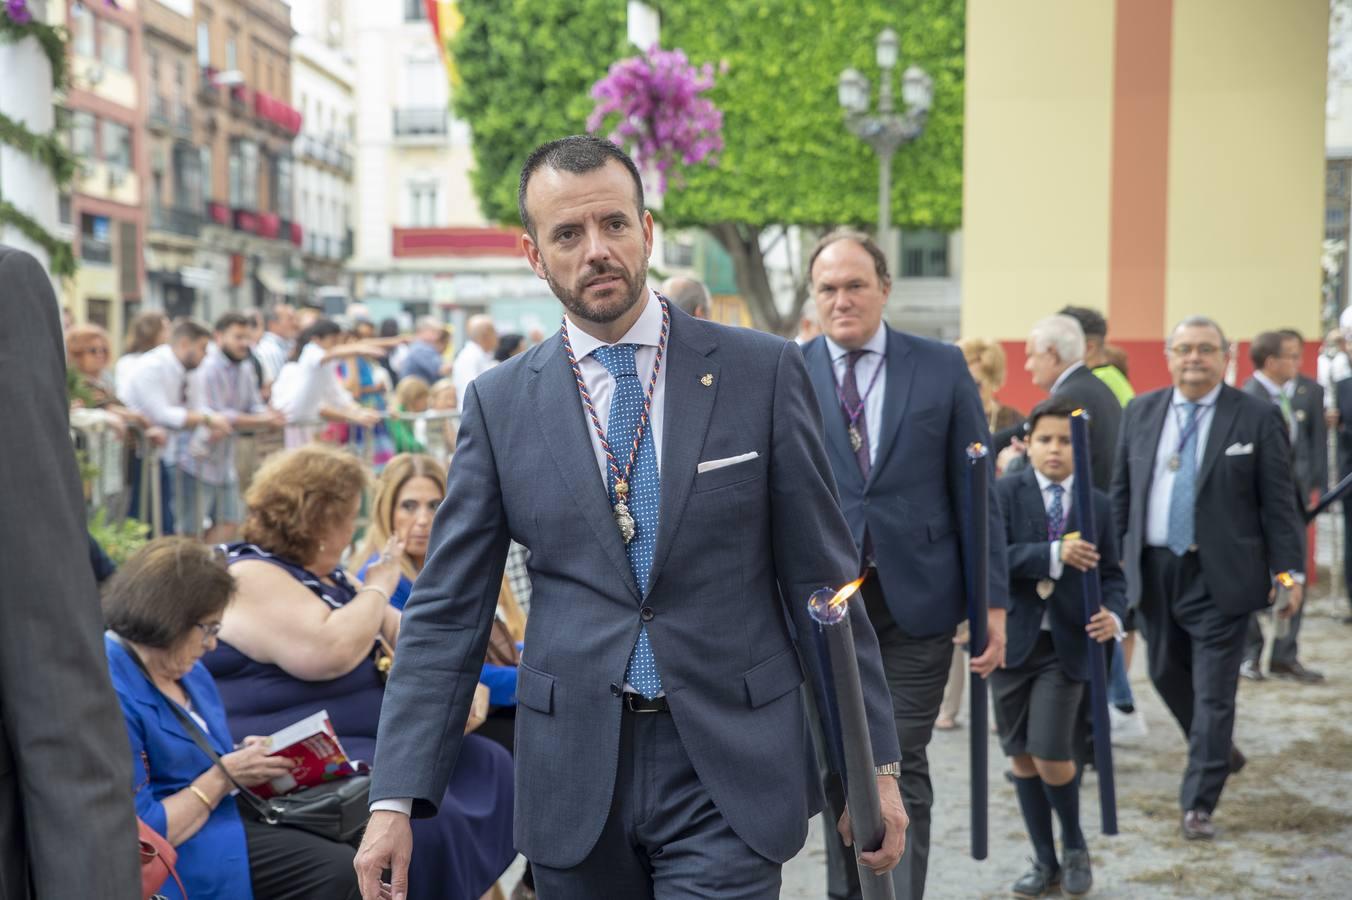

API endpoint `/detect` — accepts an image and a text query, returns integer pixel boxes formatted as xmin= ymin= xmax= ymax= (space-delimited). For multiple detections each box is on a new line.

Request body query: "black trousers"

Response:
xmin=821 ymin=571 xmax=954 ymax=900
xmin=1137 ymin=548 xmax=1249 ymax=814
xmin=240 ymin=815 xmax=359 ymax=900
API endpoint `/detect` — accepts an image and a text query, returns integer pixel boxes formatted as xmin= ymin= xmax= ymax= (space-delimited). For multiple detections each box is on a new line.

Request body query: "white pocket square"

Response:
xmin=697 ymin=451 xmax=759 ymax=474
xmin=1225 ymin=442 xmax=1254 ymax=456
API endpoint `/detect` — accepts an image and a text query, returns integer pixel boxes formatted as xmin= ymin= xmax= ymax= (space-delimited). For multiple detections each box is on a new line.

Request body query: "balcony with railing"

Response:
xmin=206 ymin=201 xmax=231 ymax=227
xmin=233 ymin=208 xmax=260 ymax=234
xmin=198 ymin=67 xmax=220 ymax=105
xmin=255 ymin=90 xmax=302 ymax=138
xmin=148 ymin=95 xmax=172 ymax=132
xmin=80 ymin=237 xmax=112 ymax=265
xmin=392 ymin=108 xmax=448 ymax=140
xmin=150 ymin=205 xmax=203 ymax=238
xmin=257 ymin=212 xmax=281 ymax=240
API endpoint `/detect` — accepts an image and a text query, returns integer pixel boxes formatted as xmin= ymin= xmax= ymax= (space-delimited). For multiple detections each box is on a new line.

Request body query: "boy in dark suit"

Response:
xmin=994 ymin=398 xmax=1127 ymax=898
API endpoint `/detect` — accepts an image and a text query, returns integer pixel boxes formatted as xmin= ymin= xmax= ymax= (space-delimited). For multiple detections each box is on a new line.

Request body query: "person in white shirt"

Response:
xmin=122 ymin=319 xmax=232 ymax=534
xmin=113 ymin=310 xmax=169 ymax=401
xmin=269 ymin=318 xmax=385 ymax=447
xmin=450 ymin=315 xmax=499 ymax=411
xmin=254 ymin=304 xmax=298 ymax=387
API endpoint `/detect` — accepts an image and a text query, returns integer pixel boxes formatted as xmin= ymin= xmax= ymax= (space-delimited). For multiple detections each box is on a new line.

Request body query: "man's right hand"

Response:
xmin=355 ymin=810 xmax=413 ymax=900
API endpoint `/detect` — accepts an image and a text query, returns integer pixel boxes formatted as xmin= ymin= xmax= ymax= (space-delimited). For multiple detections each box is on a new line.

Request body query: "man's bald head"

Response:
xmin=661 ymin=277 xmax=710 ymax=319
xmin=467 ymin=314 xmax=498 ymax=351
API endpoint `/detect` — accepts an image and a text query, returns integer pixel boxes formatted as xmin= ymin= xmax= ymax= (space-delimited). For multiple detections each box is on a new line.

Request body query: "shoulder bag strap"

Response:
xmin=109 ymin=633 xmax=279 ymax=822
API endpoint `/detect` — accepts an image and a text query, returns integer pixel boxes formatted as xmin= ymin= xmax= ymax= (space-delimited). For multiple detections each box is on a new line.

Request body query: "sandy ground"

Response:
xmin=498 ymin=579 xmax=1352 ymax=899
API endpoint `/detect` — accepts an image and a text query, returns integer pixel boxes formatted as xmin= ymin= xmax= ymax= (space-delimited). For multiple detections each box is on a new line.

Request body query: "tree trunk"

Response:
xmin=707 ymin=222 xmax=802 ymax=337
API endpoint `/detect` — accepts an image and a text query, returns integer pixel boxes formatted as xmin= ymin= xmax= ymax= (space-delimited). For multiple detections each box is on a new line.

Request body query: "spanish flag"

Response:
xmin=424 ymin=0 xmax=464 ymax=88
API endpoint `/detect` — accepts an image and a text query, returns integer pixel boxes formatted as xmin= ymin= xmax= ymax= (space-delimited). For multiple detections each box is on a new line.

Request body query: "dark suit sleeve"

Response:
xmin=769 ymin=342 xmax=901 ymax=766
xmin=1255 ymin=402 xmax=1306 ymax=577
xmin=947 ymin=348 xmax=1009 ymax=609
xmin=0 ymin=248 xmax=140 ymax=898
xmin=1094 ymin=492 xmax=1128 ymax=621
xmin=370 ymin=379 xmax=509 ymax=815
xmin=998 ymin=480 xmax=1053 ymax=580
xmin=1111 ymin=397 xmax=1137 ymax=548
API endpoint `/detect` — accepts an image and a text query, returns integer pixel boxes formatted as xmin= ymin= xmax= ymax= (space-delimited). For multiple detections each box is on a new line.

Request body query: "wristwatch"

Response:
xmin=875 ymin=761 xmax=901 ymax=779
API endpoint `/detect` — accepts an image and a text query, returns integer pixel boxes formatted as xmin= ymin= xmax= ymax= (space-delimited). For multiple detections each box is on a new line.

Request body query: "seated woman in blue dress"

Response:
xmin=204 ymin=445 xmax=516 ymax=900
xmin=355 ymin=452 xmax=524 ymax=751
xmin=104 ymin=537 xmax=358 ymax=900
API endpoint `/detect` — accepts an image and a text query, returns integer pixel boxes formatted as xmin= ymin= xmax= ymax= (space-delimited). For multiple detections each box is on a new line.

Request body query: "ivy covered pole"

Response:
xmin=837 ymin=28 xmax=933 ymax=278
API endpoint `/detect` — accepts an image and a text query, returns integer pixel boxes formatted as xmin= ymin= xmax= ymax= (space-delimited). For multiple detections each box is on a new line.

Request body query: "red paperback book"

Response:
xmin=252 ymin=709 xmax=364 ymax=799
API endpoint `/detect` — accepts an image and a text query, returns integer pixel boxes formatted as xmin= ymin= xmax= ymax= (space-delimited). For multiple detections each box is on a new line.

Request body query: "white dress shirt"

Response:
xmin=270 ymin=343 xmax=354 ymax=448
xmin=254 ymin=331 xmax=293 ymax=385
xmin=122 ymin=344 xmax=191 ymax=430
xmin=371 ymin=289 xmax=670 ymax=819
xmin=1035 ymin=470 xmax=1072 ymax=630
xmin=452 ymin=341 xmax=498 ymax=412
xmin=1145 ymin=383 xmax=1223 ymax=548
xmin=823 ymin=325 xmax=888 ymax=468
xmin=112 ymin=351 xmax=145 ymax=402
xmin=563 ymin=288 xmax=667 ymax=484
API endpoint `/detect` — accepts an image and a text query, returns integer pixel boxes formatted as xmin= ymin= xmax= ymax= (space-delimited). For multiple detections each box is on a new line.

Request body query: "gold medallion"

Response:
xmin=701 ymin=373 xmax=713 ymax=387
xmin=1036 ymin=578 xmax=1055 ymax=599
xmin=848 ymin=425 xmax=863 ymax=452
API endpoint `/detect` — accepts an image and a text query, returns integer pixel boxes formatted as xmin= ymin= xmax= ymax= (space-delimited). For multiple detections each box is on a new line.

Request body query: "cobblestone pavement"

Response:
xmin=500 ymin=581 xmax=1352 ymax=899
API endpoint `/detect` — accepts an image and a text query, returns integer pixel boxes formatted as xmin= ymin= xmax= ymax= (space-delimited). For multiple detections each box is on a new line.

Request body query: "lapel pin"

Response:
xmin=700 ymin=373 xmax=713 ymax=387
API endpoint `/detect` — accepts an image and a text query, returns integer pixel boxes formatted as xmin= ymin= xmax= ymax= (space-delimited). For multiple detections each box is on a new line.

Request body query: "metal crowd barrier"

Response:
xmin=74 ymin=409 xmax=461 ymax=542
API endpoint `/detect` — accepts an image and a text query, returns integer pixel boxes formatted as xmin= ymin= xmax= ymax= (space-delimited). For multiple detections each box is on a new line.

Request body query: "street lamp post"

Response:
xmin=838 ymin=28 xmax=933 ymax=278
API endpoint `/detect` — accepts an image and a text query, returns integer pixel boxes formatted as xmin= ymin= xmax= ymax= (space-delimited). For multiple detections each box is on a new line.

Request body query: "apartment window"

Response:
xmin=229 ymin=139 xmax=259 ymax=209
xmin=197 ymin=21 xmax=211 ymax=68
xmin=277 ymin=157 xmax=293 ymax=219
xmin=404 ymin=0 xmax=427 ymax=21
xmin=900 ymin=230 xmax=949 ymax=279
xmin=173 ymin=144 xmax=203 ymax=211
xmin=149 ymin=50 xmax=160 ymax=83
xmin=86 ymin=298 xmax=112 ymax=329
xmin=407 ymin=181 xmax=439 ymax=227
xmin=70 ymin=4 xmax=95 ymax=57
xmin=100 ymin=20 xmax=130 ymax=71
xmin=71 ymin=111 xmax=97 ymax=158
xmin=101 ymin=120 xmax=133 ymax=170
xmin=200 ymin=145 xmax=214 ymax=202
xmin=81 ymin=214 xmax=112 ymax=264
xmin=225 ymin=31 xmax=238 ymax=71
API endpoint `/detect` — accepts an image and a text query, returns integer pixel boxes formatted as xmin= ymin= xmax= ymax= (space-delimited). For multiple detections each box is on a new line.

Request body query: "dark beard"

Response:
xmin=221 ymin=346 xmax=250 ymax=364
xmin=542 ymin=258 xmax=647 ymax=325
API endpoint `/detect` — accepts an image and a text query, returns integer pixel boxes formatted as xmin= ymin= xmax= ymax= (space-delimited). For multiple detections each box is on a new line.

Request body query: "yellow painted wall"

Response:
xmin=71 ymin=54 xmax=139 ymax=110
xmin=76 ymin=160 xmax=141 ymax=207
xmin=1164 ymin=0 xmax=1326 ymax=339
xmin=960 ymin=0 xmax=1116 ymax=340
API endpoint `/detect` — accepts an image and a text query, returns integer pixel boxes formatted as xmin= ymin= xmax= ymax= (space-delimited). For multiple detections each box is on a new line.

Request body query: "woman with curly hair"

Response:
xmin=204 ymin=444 xmax=516 ymax=900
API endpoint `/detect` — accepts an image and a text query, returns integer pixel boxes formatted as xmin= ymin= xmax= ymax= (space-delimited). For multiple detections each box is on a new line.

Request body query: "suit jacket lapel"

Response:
xmin=869 ymin=327 xmax=916 ymax=484
xmin=648 ymin=317 xmax=719 ymax=596
xmin=804 ymin=337 xmax=860 ymax=485
xmin=528 ymin=336 xmax=641 ymax=601
xmin=1197 ymin=385 xmax=1239 ymax=489
xmin=1019 ymin=468 xmax=1048 ymax=539
xmin=1140 ymin=390 xmax=1171 ymax=502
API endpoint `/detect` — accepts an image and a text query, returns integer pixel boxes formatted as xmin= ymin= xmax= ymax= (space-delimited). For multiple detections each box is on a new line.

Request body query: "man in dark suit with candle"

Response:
xmin=1238 ymin=330 xmax=1323 ymax=683
xmin=0 ymin=244 xmax=141 ymax=898
xmin=1111 ymin=316 xmax=1305 ymax=841
xmin=802 ymin=229 xmax=1008 ymax=900
xmin=355 ymin=138 xmax=906 ymax=900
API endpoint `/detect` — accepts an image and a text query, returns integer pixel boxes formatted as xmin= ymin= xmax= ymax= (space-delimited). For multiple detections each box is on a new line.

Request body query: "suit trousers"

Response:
xmin=820 ymin=571 xmax=954 ymax=900
xmin=240 ymin=815 xmax=359 ymax=900
xmin=1242 ymin=604 xmax=1303 ymax=669
xmin=1138 ymin=548 xmax=1249 ymax=814
xmin=531 ymin=706 xmax=781 ymax=900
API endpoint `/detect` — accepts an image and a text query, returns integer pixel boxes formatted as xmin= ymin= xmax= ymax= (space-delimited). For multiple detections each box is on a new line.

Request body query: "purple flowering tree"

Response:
xmin=4 ymin=0 xmax=32 ymax=25
xmin=587 ymin=45 xmax=724 ymax=195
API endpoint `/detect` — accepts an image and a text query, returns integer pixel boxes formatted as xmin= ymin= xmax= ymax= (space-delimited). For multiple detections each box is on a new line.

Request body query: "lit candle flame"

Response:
xmin=966 ymin=442 xmax=988 ymax=460
xmin=829 ymin=575 xmax=866 ymax=611
xmin=807 ymin=575 xmax=866 ymax=625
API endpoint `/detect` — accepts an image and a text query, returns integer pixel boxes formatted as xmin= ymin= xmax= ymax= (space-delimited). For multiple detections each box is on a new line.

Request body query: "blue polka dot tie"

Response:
xmin=593 ymin=343 xmax=663 ymax=698
xmin=1166 ymin=402 xmax=1199 ymax=556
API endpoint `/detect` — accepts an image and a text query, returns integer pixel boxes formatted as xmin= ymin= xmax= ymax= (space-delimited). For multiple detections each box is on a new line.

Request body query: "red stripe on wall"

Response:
xmin=1107 ymin=0 xmax=1174 ymax=341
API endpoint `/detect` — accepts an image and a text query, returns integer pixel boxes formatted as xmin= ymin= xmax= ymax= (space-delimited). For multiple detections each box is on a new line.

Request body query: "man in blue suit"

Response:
xmin=802 ymin=230 xmax=1008 ymax=900
xmin=355 ymin=137 xmax=907 ymax=900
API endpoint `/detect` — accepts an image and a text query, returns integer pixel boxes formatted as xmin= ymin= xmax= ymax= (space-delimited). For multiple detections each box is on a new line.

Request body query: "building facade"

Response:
xmin=291 ymin=0 xmax=355 ymax=302
xmin=194 ymin=0 xmax=302 ymax=322
xmin=347 ymin=0 xmax=552 ymax=342
xmin=63 ymin=0 xmax=148 ymax=346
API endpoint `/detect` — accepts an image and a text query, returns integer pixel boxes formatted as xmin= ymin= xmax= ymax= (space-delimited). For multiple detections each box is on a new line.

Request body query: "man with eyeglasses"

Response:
xmin=1111 ymin=316 xmax=1305 ymax=842
xmin=1238 ymin=332 xmax=1324 ymax=684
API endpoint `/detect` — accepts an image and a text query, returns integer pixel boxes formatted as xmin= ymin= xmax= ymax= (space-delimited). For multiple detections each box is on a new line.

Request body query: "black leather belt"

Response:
xmin=623 ymin=693 xmax=669 ymax=714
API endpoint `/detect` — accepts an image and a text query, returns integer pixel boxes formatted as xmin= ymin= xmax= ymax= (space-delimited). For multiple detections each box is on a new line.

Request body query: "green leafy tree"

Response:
xmin=452 ymin=0 xmax=964 ymax=333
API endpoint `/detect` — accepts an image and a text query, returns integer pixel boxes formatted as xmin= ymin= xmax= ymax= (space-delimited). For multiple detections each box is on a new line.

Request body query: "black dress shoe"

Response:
xmin=1270 ymin=660 xmax=1325 ymax=683
xmin=1062 ymin=848 xmax=1093 ymax=897
xmin=1239 ymin=659 xmax=1265 ymax=681
xmin=1012 ymin=859 xmax=1061 ymax=898
xmin=1229 ymin=744 xmax=1247 ymax=775
xmin=1182 ymin=809 xmax=1215 ymax=840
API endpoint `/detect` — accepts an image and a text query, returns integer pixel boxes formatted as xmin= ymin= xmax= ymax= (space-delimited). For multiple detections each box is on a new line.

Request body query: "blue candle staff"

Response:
xmin=965 ymin=442 xmax=990 ymax=861
xmin=808 ymin=581 xmax=896 ymax=900
xmin=1067 ymin=410 xmax=1119 ymax=835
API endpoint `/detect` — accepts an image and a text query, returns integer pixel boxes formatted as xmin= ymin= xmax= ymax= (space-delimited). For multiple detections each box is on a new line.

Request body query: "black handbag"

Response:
xmin=113 ymin=634 xmax=371 ymax=843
